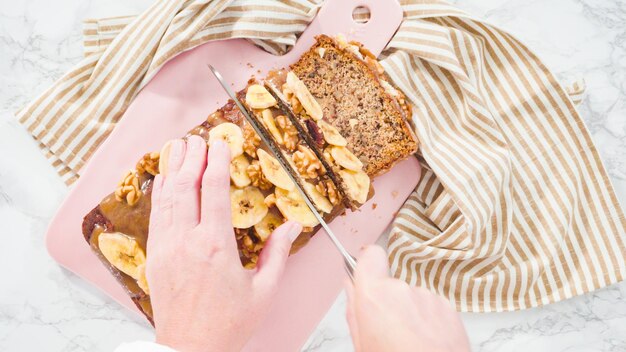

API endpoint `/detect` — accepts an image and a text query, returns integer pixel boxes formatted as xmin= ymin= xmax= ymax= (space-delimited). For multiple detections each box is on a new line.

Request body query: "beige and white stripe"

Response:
xmin=17 ymin=0 xmax=322 ymax=184
xmin=16 ymin=0 xmax=626 ymax=312
xmin=383 ymin=8 xmax=626 ymax=311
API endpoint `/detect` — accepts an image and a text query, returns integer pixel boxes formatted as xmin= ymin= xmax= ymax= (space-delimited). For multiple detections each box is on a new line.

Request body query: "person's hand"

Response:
xmin=346 ymin=245 xmax=470 ymax=352
xmin=146 ymin=136 xmax=302 ymax=352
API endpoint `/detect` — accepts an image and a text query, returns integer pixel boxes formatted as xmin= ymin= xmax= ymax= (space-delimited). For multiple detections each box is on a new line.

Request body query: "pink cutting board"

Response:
xmin=46 ymin=0 xmax=420 ymax=350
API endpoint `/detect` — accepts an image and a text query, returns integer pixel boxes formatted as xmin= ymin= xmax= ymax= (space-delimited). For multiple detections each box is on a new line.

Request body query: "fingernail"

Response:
xmin=187 ymin=135 xmax=205 ymax=150
xmin=159 ymin=141 xmax=172 ymax=176
xmin=170 ymin=139 xmax=185 ymax=159
xmin=210 ymin=139 xmax=231 ymax=159
xmin=287 ymin=221 xmax=303 ymax=244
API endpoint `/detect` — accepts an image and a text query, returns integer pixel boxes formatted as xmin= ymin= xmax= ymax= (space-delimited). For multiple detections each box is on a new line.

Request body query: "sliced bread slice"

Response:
xmin=263 ymin=72 xmax=371 ymax=210
xmin=288 ymin=34 xmax=418 ymax=177
xmin=240 ymin=81 xmax=351 ymax=216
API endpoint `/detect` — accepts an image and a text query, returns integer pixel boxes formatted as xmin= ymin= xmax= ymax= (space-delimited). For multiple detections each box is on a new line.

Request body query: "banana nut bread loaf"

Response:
xmin=81 ymin=35 xmax=417 ymax=324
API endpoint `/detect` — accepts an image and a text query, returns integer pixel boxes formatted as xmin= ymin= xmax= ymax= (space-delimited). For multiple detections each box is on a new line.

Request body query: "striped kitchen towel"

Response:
xmin=17 ymin=0 xmax=626 ymax=312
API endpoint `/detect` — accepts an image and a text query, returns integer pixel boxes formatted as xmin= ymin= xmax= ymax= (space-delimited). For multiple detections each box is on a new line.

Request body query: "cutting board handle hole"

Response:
xmin=352 ymin=5 xmax=371 ymax=24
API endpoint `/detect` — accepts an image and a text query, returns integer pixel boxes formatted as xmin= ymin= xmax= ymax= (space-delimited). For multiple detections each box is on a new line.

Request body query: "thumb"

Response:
xmin=253 ymin=221 xmax=302 ymax=294
xmin=355 ymin=245 xmax=390 ymax=282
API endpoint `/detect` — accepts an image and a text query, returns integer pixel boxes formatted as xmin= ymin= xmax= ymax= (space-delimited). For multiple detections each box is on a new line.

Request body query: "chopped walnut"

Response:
xmin=242 ymin=234 xmax=255 ymax=250
xmin=293 ymin=145 xmax=324 ymax=179
xmin=315 ymin=181 xmax=326 ymax=196
xmin=282 ymin=84 xmax=293 ymax=99
xmin=247 ymin=160 xmax=273 ymax=190
xmin=136 ymin=152 xmax=160 ymax=176
xmin=316 ymin=179 xmax=341 ymax=206
xmin=240 ymin=237 xmax=262 ymax=269
xmin=276 ymin=115 xmax=299 ymax=152
xmin=242 ymin=123 xmax=261 ymax=158
xmin=346 ymin=44 xmax=364 ymax=60
xmin=290 ymin=95 xmax=303 ymax=114
xmin=283 ymin=85 xmax=303 ymax=114
xmin=115 ymin=170 xmax=142 ymax=206
xmin=334 ymin=35 xmax=365 ymax=60
xmin=235 ymin=228 xmax=249 ymax=240
xmin=302 ymin=226 xmax=315 ymax=233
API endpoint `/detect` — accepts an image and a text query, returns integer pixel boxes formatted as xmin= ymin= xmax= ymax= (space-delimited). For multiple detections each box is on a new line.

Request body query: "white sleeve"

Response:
xmin=114 ymin=341 xmax=178 ymax=352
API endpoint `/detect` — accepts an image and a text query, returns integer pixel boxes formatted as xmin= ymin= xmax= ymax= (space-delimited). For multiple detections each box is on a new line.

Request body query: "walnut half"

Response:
xmin=276 ymin=114 xmax=299 ymax=152
xmin=247 ymin=160 xmax=273 ymax=190
xmin=136 ymin=152 xmax=160 ymax=176
xmin=292 ymin=145 xmax=324 ymax=179
xmin=316 ymin=179 xmax=341 ymax=206
xmin=115 ymin=170 xmax=142 ymax=206
xmin=242 ymin=123 xmax=261 ymax=158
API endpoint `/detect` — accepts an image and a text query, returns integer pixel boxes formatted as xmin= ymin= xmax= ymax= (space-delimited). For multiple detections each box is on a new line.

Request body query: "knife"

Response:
xmin=207 ymin=65 xmax=357 ymax=280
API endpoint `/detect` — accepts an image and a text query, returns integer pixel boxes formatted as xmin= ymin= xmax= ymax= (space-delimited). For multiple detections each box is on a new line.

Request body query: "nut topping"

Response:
xmin=285 ymin=72 xmax=323 ymax=120
xmin=293 ymin=145 xmax=325 ymax=179
xmin=136 ymin=152 xmax=160 ymax=176
xmin=242 ymin=234 xmax=255 ymax=250
xmin=282 ymin=85 xmax=304 ymax=114
xmin=316 ymin=179 xmax=341 ymax=206
xmin=235 ymin=228 xmax=249 ymax=240
xmin=247 ymin=160 xmax=273 ymax=190
xmin=242 ymin=123 xmax=261 ymax=158
xmin=115 ymin=170 xmax=142 ymax=206
xmin=276 ymin=114 xmax=299 ymax=152
xmin=290 ymin=95 xmax=303 ymax=114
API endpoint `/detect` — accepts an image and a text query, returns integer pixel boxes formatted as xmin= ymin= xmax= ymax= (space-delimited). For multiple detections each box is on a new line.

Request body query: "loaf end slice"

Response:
xmin=290 ymin=35 xmax=418 ymax=177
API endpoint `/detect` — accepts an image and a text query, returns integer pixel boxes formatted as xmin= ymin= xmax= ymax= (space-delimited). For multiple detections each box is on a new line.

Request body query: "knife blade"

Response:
xmin=207 ymin=65 xmax=357 ymax=280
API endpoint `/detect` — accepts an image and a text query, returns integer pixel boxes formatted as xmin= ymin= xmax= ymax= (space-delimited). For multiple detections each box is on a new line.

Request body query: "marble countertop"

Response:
xmin=1 ymin=0 xmax=625 ymax=351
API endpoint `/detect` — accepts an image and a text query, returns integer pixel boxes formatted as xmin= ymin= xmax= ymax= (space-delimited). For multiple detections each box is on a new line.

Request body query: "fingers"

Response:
xmin=149 ymin=175 xmax=165 ymax=233
xmin=200 ymin=140 xmax=232 ymax=233
xmin=148 ymin=175 xmax=165 ymax=254
xmin=354 ymin=245 xmax=390 ymax=283
xmin=157 ymin=139 xmax=186 ymax=228
xmin=253 ymin=221 xmax=302 ymax=294
xmin=173 ymin=135 xmax=207 ymax=229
